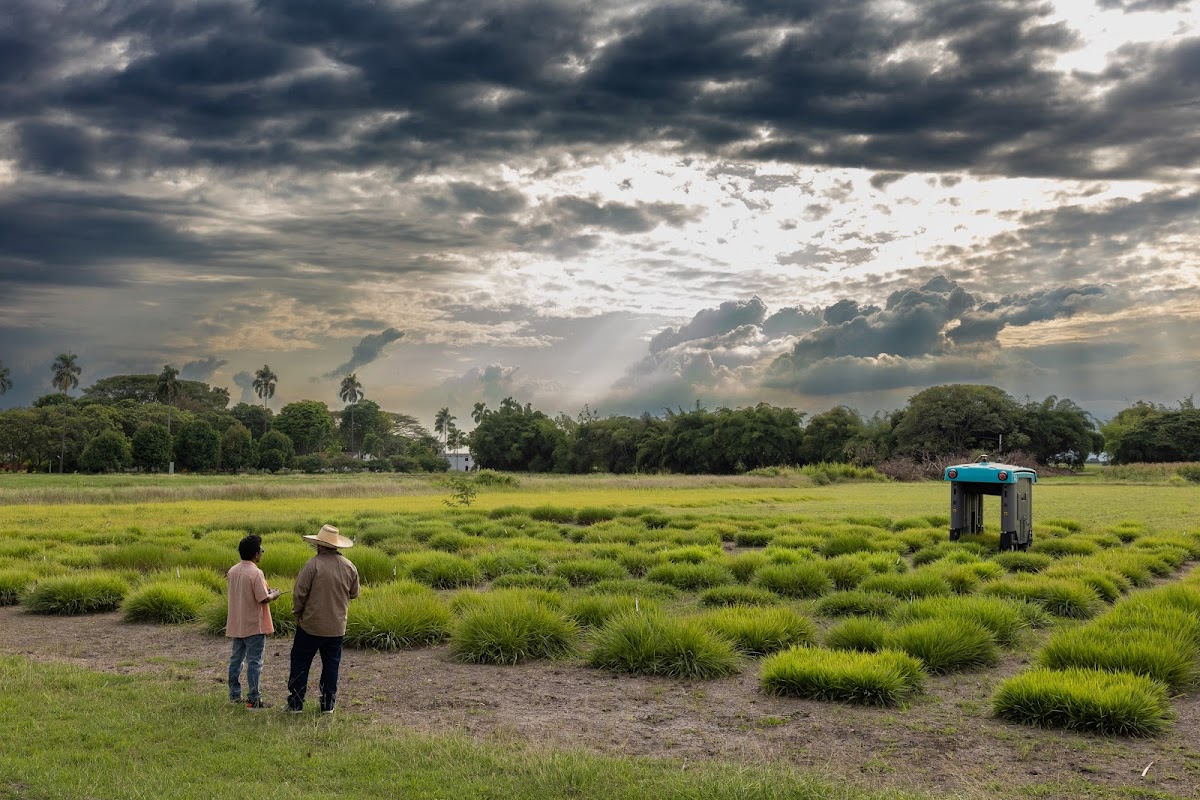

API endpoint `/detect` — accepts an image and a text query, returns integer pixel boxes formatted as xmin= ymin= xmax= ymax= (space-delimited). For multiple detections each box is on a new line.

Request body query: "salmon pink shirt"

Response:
xmin=226 ymin=560 xmax=274 ymax=637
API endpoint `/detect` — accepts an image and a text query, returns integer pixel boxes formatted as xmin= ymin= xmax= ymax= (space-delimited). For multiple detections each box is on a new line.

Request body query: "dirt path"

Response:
xmin=3 ymin=606 xmax=1197 ymax=799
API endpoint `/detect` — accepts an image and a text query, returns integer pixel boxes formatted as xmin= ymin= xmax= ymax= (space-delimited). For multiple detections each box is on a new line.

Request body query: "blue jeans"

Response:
xmin=228 ymin=634 xmax=266 ymax=703
xmin=287 ymin=626 xmax=344 ymax=712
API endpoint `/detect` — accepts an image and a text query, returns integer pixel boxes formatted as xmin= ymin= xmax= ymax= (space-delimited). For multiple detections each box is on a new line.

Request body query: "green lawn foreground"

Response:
xmin=0 ymin=656 xmax=925 ymax=800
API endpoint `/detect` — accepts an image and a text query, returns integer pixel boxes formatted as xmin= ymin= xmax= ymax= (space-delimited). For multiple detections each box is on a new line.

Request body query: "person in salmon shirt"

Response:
xmin=226 ymin=534 xmax=283 ymax=709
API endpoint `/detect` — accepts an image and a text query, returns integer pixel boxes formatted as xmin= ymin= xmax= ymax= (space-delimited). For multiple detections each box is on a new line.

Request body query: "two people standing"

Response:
xmin=226 ymin=524 xmax=360 ymax=714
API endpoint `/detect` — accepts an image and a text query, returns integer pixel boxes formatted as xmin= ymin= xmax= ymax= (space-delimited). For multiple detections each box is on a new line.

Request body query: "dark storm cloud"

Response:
xmin=947 ymin=286 xmax=1108 ymax=345
xmin=762 ymin=307 xmax=825 ymax=337
xmin=650 ymin=297 xmax=768 ymax=353
xmin=1097 ymin=0 xmax=1191 ymax=10
xmin=322 ymin=328 xmax=404 ymax=379
xmin=4 ymin=0 xmax=1197 ymax=183
xmin=180 ymin=357 xmax=228 ymax=380
xmin=232 ymin=370 xmax=256 ymax=404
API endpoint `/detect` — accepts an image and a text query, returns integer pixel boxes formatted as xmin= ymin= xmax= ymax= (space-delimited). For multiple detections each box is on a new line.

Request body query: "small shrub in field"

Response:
xmin=588 ymin=610 xmax=740 ymax=679
xmin=920 ymin=563 xmax=983 ymax=595
xmin=894 ymin=516 xmax=945 ymax=531
xmin=528 ymin=505 xmax=578 ymax=524
xmin=889 ymin=619 xmax=998 ymax=673
xmin=823 ymin=555 xmax=872 ymax=590
xmin=1041 ymin=518 xmax=1083 ymax=533
xmin=724 ymin=552 xmax=768 ymax=583
xmin=551 ymin=558 xmax=628 ymax=587
xmin=699 ymin=585 xmax=782 ymax=607
xmin=24 ymin=572 xmax=130 ymax=615
xmin=173 ymin=543 xmax=236 ymax=573
xmin=843 ymin=514 xmax=892 ymax=530
xmin=575 ymin=507 xmax=618 ymax=526
xmin=100 ymin=543 xmax=173 ymax=572
xmin=993 ymin=667 xmax=1172 ymax=737
xmin=587 ymin=579 xmax=680 ymax=600
xmin=1092 ymin=552 xmax=1156 ymax=587
xmin=451 ymin=587 xmax=562 ymax=615
xmin=122 ymin=580 xmax=216 ymax=624
xmin=981 ymin=577 xmax=1101 ymax=619
xmin=258 ymin=544 xmax=314 ymax=578
xmin=611 ymin=547 xmax=662 ymax=577
xmin=993 ymin=554 xmax=1051 ymax=573
xmin=1041 ymin=569 xmax=1124 ymax=603
xmin=1098 ymin=603 xmax=1200 ymax=647
xmin=662 ymin=545 xmax=720 ymax=564
xmin=491 ymin=573 xmax=571 ymax=591
xmin=474 ymin=548 xmax=547 ymax=579
xmin=427 ymin=531 xmax=475 ymax=553
xmin=566 ymin=594 xmax=656 ymax=629
xmin=858 ymin=571 xmax=951 ymax=600
xmin=1136 ymin=534 xmax=1200 ymax=559
xmin=1031 ymin=538 xmax=1099 ymax=558
xmin=694 ymin=606 xmax=816 ymax=656
xmin=819 ymin=533 xmax=878 ymax=558
xmin=814 ymin=590 xmax=899 ymax=619
xmin=0 ymin=569 xmax=37 ymax=605
xmin=1038 ymin=627 xmax=1198 ymax=691
xmin=753 ymin=562 xmax=832 ymax=598
xmin=1139 ymin=545 xmax=1190 ymax=570
xmin=144 ymin=567 xmax=226 ymax=594
xmin=760 ymin=646 xmax=924 ymax=706
xmin=734 ymin=529 xmax=774 ymax=547
xmin=893 ymin=596 xmax=1029 ymax=647
xmin=345 ymin=587 xmax=452 ymax=650
xmin=646 ymin=562 xmax=735 ymax=591
xmin=405 ymin=552 xmax=483 ymax=589
xmin=1151 ymin=584 xmax=1200 ymax=617
xmin=824 ymin=616 xmax=892 ymax=652
xmin=451 ymin=594 xmax=578 ymax=665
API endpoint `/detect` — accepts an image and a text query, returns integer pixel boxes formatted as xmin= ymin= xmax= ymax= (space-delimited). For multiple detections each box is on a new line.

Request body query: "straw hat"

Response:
xmin=304 ymin=524 xmax=354 ymax=549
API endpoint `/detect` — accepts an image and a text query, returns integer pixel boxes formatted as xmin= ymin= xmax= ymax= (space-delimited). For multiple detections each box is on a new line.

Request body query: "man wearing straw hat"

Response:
xmin=285 ymin=524 xmax=360 ymax=715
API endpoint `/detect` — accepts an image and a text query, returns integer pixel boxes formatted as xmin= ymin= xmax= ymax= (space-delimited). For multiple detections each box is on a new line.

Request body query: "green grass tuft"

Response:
xmin=760 ymin=646 xmax=924 ymax=706
xmin=858 ymin=571 xmax=951 ymax=600
xmin=588 ymin=610 xmax=740 ymax=679
xmin=551 ymin=557 xmax=629 ymax=587
xmin=0 ymin=568 xmax=37 ymax=606
xmin=693 ymin=606 xmax=815 ymax=656
xmin=23 ymin=572 xmax=130 ymax=615
xmin=698 ymin=585 xmax=782 ymax=607
xmin=1038 ymin=627 xmax=1198 ymax=691
xmin=993 ymin=667 xmax=1173 ymax=737
xmin=450 ymin=594 xmax=578 ymax=665
xmin=405 ymin=552 xmax=484 ymax=589
xmin=345 ymin=585 xmax=453 ymax=650
xmin=889 ymin=618 xmax=999 ymax=674
xmin=752 ymin=562 xmax=832 ymax=598
xmin=824 ymin=616 xmax=892 ymax=652
xmin=646 ymin=562 xmax=736 ymax=591
xmin=813 ymin=590 xmax=899 ymax=619
xmin=121 ymin=580 xmax=217 ymax=624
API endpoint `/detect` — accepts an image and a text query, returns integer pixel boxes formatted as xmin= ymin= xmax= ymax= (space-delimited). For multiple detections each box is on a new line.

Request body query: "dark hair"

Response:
xmin=238 ymin=535 xmax=263 ymax=561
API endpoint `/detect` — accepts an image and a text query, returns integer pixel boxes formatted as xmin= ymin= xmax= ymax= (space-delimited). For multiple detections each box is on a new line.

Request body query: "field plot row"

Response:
xmin=3 ymin=499 xmax=1199 ymax=738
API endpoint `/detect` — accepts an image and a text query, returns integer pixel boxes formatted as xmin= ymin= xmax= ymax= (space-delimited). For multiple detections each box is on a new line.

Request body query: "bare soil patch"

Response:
xmin=4 ymin=606 xmax=1199 ymax=799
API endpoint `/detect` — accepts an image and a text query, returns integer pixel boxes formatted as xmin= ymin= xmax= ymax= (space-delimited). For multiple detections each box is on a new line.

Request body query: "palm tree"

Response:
xmin=51 ymin=352 xmax=81 ymax=473
xmin=0 ymin=360 xmax=11 ymax=396
xmin=434 ymin=407 xmax=455 ymax=454
xmin=156 ymin=364 xmax=180 ymax=435
xmin=339 ymin=373 xmax=364 ymax=455
xmin=471 ymin=402 xmax=487 ymax=424
xmin=252 ymin=365 xmax=277 ymax=407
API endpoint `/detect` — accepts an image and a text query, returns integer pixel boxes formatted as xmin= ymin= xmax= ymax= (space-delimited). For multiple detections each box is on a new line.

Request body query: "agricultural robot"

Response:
xmin=943 ymin=456 xmax=1036 ymax=551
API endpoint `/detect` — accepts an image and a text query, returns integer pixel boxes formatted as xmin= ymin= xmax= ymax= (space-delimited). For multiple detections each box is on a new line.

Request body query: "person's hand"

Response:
xmin=267 ymin=588 xmax=282 ymax=601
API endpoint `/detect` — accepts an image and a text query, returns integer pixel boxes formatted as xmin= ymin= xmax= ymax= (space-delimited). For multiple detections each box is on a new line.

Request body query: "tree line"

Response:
xmin=1 ymin=355 xmax=1197 ymax=474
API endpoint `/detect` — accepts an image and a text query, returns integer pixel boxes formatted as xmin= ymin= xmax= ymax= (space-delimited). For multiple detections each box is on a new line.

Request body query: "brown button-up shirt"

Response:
xmin=292 ymin=550 xmax=360 ymax=637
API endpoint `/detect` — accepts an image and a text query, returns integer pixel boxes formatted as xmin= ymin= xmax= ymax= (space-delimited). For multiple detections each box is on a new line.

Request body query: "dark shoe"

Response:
xmin=229 ymin=697 xmax=243 ymax=705
xmin=284 ymin=705 xmax=303 ymax=714
xmin=321 ymin=708 xmax=334 ymax=715
xmin=246 ymin=700 xmax=272 ymax=710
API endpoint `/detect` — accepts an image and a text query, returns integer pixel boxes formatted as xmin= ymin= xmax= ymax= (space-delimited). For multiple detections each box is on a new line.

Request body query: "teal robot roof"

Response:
xmin=943 ymin=458 xmax=1037 ymax=484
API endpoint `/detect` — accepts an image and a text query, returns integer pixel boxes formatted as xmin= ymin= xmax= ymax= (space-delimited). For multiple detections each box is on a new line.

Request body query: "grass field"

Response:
xmin=2 ymin=470 xmax=1199 ymax=799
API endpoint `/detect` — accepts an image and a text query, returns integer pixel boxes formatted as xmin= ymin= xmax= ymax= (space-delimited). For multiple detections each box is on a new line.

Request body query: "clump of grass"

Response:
xmin=1038 ymin=627 xmax=1198 ymax=691
xmin=23 ymin=572 xmax=130 ymax=615
xmin=405 ymin=552 xmax=483 ymax=589
xmin=734 ymin=529 xmax=774 ymax=547
xmin=587 ymin=578 xmax=681 ymax=600
xmin=661 ymin=545 xmax=720 ymax=564
xmin=575 ymin=507 xmax=618 ymax=526
xmin=760 ymin=646 xmax=924 ymax=706
xmin=528 ymin=505 xmax=579 ymax=524
xmin=981 ymin=577 xmax=1102 ymax=619
xmin=99 ymin=543 xmax=173 ymax=572
xmin=0 ymin=568 xmax=37 ymax=606
xmin=993 ymin=667 xmax=1172 ymax=737
xmin=646 ymin=562 xmax=735 ymax=590
xmin=257 ymin=543 xmax=314 ymax=578
xmin=694 ymin=606 xmax=815 ymax=656
xmin=474 ymin=548 xmax=547 ymax=579
xmin=753 ymin=562 xmax=832 ymax=598
xmin=824 ymin=616 xmax=892 ymax=652
xmin=345 ymin=585 xmax=452 ymax=650
xmin=551 ymin=558 xmax=629 ymax=587
xmin=1097 ymin=602 xmax=1200 ymax=648
xmin=823 ymin=555 xmax=872 ymax=591
xmin=892 ymin=596 xmax=1030 ymax=647
xmin=450 ymin=594 xmax=578 ymax=665
xmin=1031 ymin=538 xmax=1099 ymax=558
xmin=819 ymin=533 xmax=879 ymax=558
xmin=427 ymin=531 xmax=475 ymax=552
xmin=588 ymin=610 xmax=740 ymax=679
xmin=121 ymin=580 xmax=216 ymax=624
xmin=814 ymin=590 xmax=899 ymax=619
xmin=699 ymin=585 xmax=782 ymax=607
xmin=858 ymin=571 xmax=951 ymax=600
xmin=490 ymin=573 xmax=571 ymax=591
xmin=724 ymin=552 xmax=768 ymax=583
xmin=565 ymin=594 xmax=655 ymax=629
xmin=889 ymin=618 xmax=999 ymax=674
xmin=450 ymin=587 xmax=562 ymax=615
xmin=343 ymin=545 xmax=398 ymax=584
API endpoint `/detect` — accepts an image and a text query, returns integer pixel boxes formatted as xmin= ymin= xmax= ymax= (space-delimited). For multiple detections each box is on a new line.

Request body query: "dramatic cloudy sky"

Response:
xmin=1 ymin=0 xmax=1197 ymax=426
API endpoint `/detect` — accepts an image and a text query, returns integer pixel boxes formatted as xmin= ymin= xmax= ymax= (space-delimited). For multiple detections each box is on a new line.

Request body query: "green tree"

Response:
xmin=434 ymin=407 xmax=456 ymax=453
xmin=257 ymin=430 xmax=296 ymax=471
xmin=800 ymin=406 xmax=864 ymax=464
xmin=273 ymin=400 xmax=335 ymax=455
xmin=1113 ymin=410 xmax=1200 ymax=464
xmin=80 ymin=430 xmax=132 ymax=473
xmin=468 ymin=397 xmax=564 ymax=472
xmin=1017 ymin=396 xmax=1101 ymax=467
xmin=0 ymin=360 xmax=11 ymax=396
xmin=471 ymin=402 xmax=487 ymax=424
xmin=156 ymin=365 xmax=180 ymax=436
xmin=253 ymin=365 xmax=278 ymax=407
xmin=339 ymin=373 xmax=364 ymax=455
xmin=50 ymin=352 xmax=82 ymax=473
xmin=891 ymin=385 xmax=1023 ymax=458
xmin=1100 ymin=401 xmax=1165 ymax=461
xmin=131 ymin=424 xmax=173 ymax=472
xmin=220 ymin=423 xmax=256 ymax=471
xmin=173 ymin=419 xmax=220 ymax=471
xmin=230 ymin=402 xmax=273 ymax=440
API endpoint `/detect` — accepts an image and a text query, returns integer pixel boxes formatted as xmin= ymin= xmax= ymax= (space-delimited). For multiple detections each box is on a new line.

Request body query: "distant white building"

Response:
xmin=444 ymin=449 xmax=474 ymax=471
